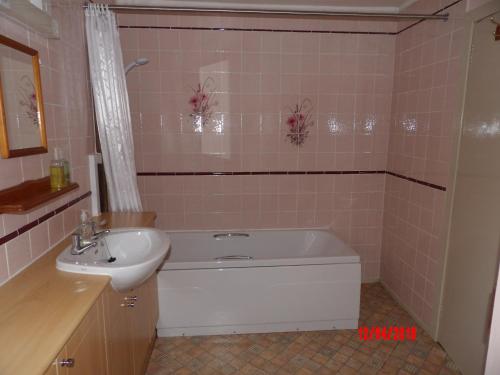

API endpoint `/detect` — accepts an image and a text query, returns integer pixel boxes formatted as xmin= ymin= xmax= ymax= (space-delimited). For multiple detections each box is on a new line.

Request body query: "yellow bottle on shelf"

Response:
xmin=58 ymin=148 xmax=71 ymax=184
xmin=50 ymin=147 xmax=66 ymax=190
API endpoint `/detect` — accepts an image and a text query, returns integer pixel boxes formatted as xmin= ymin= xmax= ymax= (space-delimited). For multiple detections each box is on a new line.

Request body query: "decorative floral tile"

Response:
xmin=285 ymin=98 xmax=313 ymax=146
xmin=189 ymin=77 xmax=217 ymax=132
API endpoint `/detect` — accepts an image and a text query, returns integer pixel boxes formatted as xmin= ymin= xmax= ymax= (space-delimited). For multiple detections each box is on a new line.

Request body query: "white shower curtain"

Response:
xmin=85 ymin=4 xmax=142 ymax=212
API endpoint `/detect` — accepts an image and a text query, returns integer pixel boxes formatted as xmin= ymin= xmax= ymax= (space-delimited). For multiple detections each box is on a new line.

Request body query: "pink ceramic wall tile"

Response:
xmin=125 ymin=18 xmax=396 ymax=176
xmin=29 ymin=222 xmax=50 ymax=260
xmin=112 ymin=3 xmax=474 ymax=289
xmin=139 ymin=171 xmax=385 ymax=281
xmin=381 ymin=0 xmax=466 ymax=329
xmin=5 ymin=234 xmax=31 ymax=278
xmin=0 ymin=1 xmax=94 ymax=285
xmin=0 ymin=245 xmax=7 ymax=285
xmin=63 ymin=206 xmax=80 ymax=237
xmin=388 ymin=5 xmax=464 ymax=187
xmin=382 ymin=174 xmax=451 ymax=327
xmin=48 ymin=212 xmax=65 ymax=247
xmin=0 ymin=159 xmax=23 ymax=191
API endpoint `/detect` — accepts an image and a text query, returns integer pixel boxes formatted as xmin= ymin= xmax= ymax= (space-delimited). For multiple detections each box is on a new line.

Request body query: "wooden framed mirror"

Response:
xmin=0 ymin=34 xmax=47 ymax=158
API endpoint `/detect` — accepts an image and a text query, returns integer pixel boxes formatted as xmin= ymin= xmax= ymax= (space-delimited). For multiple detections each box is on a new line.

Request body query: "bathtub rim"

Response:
xmin=163 ymin=226 xmax=332 ymax=234
xmin=161 ymin=227 xmax=360 ymax=270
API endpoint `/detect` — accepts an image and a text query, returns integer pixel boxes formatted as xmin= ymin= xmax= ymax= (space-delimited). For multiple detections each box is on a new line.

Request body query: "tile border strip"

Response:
xmin=0 ymin=171 xmax=445 ymax=247
xmin=0 ymin=191 xmax=92 ymax=247
xmin=137 ymin=170 xmax=447 ymax=191
xmin=385 ymin=171 xmax=446 ymax=191
xmin=137 ymin=170 xmax=387 ymax=176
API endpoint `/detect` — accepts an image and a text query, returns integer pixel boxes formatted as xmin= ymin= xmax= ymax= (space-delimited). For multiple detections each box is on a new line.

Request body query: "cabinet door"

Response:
xmin=102 ymin=285 xmax=134 ymax=375
xmin=103 ymin=274 xmax=159 ymax=375
xmin=149 ymin=275 xmax=159 ymax=330
xmin=57 ymin=298 xmax=107 ymax=375
xmin=131 ymin=275 xmax=157 ymax=375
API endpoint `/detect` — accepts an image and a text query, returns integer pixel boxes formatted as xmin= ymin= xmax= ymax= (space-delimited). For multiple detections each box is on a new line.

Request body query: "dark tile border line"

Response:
xmin=396 ymin=0 xmax=463 ymax=35
xmin=0 ymin=170 xmax=444 ymax=247
xmin=119 ymin=25 xmax=396 ymax=35
xmin=137 ymin=170 xmax=447 ymax=191
xmin=137 ymin=170 xmax=387 ymax=176
xmin=386 ymin=171 xmax=446 ymax=191
xmin=0 ymin=191 xmax=92 ymax=247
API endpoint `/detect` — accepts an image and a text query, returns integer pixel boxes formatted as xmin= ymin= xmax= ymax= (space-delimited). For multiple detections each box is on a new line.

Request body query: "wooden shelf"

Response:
xmin=0 ymin=177 xmax=79 ymax=214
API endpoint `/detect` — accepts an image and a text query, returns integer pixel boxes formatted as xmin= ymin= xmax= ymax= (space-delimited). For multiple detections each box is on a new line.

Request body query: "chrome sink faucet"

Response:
xmin=71 ymin=233 xmax=97 ymax=255
xmin=70 ymin=216 xmax=110 ymax=255
xmin=90 ymin=221 xmax=110 ymax=240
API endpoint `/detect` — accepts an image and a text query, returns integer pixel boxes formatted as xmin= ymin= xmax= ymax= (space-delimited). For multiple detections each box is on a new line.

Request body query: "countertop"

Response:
xmin=0 ymin=212 xmax=156 ymax=375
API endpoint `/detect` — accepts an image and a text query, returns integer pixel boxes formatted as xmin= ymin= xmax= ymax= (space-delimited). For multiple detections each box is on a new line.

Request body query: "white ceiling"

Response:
xmin=114 ymin=0 xmax=420 ymax=13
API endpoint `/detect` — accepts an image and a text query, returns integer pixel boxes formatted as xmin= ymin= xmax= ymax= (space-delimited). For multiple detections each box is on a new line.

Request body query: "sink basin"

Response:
xmin=56 ymin=228 xmax=170 ymax=291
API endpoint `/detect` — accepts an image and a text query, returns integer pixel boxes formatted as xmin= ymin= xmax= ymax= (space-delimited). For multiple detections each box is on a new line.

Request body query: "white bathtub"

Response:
xmin=157 ymin=229 xmax=361 ymax=337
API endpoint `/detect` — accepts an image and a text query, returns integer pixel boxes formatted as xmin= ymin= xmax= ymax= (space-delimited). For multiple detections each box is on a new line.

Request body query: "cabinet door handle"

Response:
xmin=124 ymin=296 xmax=137 ymax=301
xmin=59 ymin=358 xmax=75 ymax=367
xmin=120 ymin=302 xmax=135 ymax=308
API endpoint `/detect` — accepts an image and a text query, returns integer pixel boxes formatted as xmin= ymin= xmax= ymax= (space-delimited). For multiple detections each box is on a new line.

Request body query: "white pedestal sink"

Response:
xmin=56 ymin=228 xmax=170 ymax=291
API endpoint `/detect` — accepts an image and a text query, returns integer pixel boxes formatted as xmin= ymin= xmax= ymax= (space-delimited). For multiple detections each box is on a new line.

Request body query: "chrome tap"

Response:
xmin=71 ymin=233 xmax=97 ymax=255
xmin=90 ymin=221 xmax=110 ymax=240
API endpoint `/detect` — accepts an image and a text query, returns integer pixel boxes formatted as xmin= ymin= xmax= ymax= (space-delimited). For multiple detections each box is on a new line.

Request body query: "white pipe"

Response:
xmin=88 ymin=154 xmax=101 ymax=216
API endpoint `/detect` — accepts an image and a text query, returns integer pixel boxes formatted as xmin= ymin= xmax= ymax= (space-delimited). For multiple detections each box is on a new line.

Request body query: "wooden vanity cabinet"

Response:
xmin=44 ymin=274 xmax=159 ymax=375
xmin=103 ymin=274 xmax=159 ymax=375
xmin=44 ymin=296 xmax=107 ymax=375
xmin=130 ymin=275 xmax=159 ymax=375
xmin=104 ymin=215 xmax=159 ymax=375
xmin=102 ymin=286 xmax=134 ymax=375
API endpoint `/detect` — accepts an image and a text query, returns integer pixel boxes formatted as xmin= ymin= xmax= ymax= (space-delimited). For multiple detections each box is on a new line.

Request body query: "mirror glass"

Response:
xmin=0 ymin=34 xmax=47 ymax=158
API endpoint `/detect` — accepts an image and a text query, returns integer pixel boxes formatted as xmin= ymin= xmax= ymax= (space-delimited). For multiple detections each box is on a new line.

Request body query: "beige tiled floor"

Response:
xmin=146 ymin=283 xmax=461 ymax=375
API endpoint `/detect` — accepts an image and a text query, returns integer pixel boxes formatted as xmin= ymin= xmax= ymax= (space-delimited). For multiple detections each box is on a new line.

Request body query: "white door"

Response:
xmin=438 ymin=8 xmax=500 ymax=375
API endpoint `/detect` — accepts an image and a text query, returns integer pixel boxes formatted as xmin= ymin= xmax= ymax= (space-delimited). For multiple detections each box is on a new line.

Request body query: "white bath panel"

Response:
xmin=157 ymin=263 xmax=360 ymax=337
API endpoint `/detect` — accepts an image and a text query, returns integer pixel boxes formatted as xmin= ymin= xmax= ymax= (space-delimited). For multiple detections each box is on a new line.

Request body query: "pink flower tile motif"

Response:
xmin=285 ymin=98 xmax=313 ymax=146
xmin=189 ymin=77 xmax=217 ymax=131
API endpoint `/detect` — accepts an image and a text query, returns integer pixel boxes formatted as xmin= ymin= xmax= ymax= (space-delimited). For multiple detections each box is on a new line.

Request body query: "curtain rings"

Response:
xmin=85 ymin=3 xmax=112 ymax=16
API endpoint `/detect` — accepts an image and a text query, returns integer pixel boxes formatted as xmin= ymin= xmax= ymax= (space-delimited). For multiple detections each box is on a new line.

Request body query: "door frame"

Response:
xmin=436 ymin=0 xmax=500 ymax=345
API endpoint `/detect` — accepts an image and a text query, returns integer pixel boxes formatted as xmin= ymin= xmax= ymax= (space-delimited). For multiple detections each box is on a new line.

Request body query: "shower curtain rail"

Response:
xmin=82 ymin=4 xmax=449 ymax=21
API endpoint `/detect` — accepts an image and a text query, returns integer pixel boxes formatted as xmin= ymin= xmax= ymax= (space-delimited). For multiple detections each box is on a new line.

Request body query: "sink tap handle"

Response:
xmin=70 ymin=233 xmax=97 ymax=255
xmin=72 ymin=233 xmax=82 ymax=250
xmin=92 ymin=229 xmax=110 ymax=240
